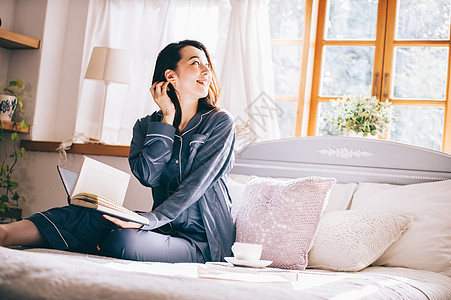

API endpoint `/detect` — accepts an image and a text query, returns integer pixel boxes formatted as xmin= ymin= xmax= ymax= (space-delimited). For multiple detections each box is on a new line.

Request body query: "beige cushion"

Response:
xmin=350 ymin=180 xmax=451 ymax=276
xmin=235 ymin=176 xmax=336 ymax=270
xmin=308 ymin=210 xmax=411 ymax=271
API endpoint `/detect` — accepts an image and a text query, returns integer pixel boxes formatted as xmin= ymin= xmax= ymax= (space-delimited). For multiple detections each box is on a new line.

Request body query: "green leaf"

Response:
xmin=20 ymin=120 xmax=29 ymax=129
xmin=11 ymin=132 xmax=18 ymax=141
xmin=12 ymin=192 xmax=19 ymax=201
xmin=16 ymin=79 xmax=25 ymax=90
xmin=8 ymin=181 xmax=18 ymax=188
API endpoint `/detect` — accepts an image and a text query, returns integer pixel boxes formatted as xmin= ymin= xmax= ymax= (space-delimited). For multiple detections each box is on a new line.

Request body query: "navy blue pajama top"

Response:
xmin=128 ymin=105 xmax=236 ymax=261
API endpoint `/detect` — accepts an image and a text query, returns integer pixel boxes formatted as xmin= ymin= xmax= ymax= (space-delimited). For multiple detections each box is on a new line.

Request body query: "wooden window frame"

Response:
xmin=301 ymin=0 xmax=451 ymax=153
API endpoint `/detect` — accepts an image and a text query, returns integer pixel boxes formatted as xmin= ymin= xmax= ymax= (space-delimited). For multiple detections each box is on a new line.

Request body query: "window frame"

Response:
xmin=292 ymin=0 xmax=451 ymax=153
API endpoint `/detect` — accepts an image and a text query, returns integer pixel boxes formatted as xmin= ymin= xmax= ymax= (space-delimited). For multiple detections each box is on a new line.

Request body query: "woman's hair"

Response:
xmin=152 ymin=40 xmax=220 ymax=128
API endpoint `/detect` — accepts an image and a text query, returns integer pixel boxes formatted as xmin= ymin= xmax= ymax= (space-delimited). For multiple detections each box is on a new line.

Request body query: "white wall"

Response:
xmin=1 ymin=0 xmax=152 ymax=217
xmin=0 ymin=0 xmax=89 ymax=141
xmin=5 ymin=0 xmax=46 ymax=133
xmin=33 ymin=0 xmax=90 ymax=141
xmin=0 ymin=0 xmax=15 ymax=85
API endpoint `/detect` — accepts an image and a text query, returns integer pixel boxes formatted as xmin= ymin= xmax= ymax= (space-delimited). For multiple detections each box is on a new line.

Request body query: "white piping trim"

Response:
xmin=149 ymin=212 xmax=158 ymax=228
xmin=176 ymin=109 xmax=214 ymax=180
xmin=176 ymin=135 xmax=183 ymax=180
xmin=181 ymin=110 xmax=214 ymax=136
xmin=189 ymin=140 xmax=205 ymax=146
xmin=146 ymin=133 xmax=174 ymax=143
xmin=38 ymin=212 xmax=69 ymax=249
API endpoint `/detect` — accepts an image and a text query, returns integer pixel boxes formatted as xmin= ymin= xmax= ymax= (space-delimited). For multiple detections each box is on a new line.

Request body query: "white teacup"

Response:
xmin=231 ymin=242 xmax=262 ymax=261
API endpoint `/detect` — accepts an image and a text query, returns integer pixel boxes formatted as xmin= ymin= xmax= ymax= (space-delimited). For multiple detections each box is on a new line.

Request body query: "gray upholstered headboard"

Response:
xmin=231 ymin=137 xmax=451 ymax=185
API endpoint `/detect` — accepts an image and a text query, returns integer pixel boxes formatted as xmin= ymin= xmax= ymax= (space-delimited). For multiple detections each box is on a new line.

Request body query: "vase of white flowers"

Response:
xmin=324 ymin=95 xmax=395 ymax=137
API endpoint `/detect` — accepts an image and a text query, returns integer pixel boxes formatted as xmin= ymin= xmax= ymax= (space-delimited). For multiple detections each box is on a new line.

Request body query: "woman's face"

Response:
xmin=167 ymin=46 xmax=211 ymax=102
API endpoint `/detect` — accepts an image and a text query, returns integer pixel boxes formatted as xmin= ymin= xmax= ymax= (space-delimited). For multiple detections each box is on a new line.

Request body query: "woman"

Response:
xmin=0 ymin=40 xmax=236 ymax=263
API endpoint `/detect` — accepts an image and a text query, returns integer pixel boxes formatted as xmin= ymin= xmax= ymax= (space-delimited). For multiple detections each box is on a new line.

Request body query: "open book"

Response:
xmin=57 ymin=156 xmax=149 ymax=225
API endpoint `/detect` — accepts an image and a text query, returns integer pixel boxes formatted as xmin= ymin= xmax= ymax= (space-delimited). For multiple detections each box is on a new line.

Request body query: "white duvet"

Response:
xmin=1 ymin=246 xmax=450 ymax=300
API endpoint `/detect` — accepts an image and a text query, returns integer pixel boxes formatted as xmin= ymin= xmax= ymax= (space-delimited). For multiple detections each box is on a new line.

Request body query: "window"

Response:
xmin=268 ymin=0 xmax=305 ymax=139
xmin=269 ymin=0 xmax=451 ymax=152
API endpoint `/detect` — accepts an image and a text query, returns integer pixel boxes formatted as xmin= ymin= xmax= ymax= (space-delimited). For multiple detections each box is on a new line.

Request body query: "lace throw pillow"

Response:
xmin=235 ymin=176 xmax=336 ymax=270
xmin=308 ymin=210 xmax=411 ymax=271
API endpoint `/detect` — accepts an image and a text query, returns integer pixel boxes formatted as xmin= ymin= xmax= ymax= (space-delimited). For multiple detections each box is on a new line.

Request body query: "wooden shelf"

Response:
xmin=0 ymin=28 xmax=40 ymax=49
xmin=21 ymin=140 xmax=130 ymax=157
xmin=0 ymin=120 xmax=30 ymax=133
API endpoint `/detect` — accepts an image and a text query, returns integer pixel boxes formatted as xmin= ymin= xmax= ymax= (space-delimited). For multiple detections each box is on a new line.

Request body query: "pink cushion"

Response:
xmin=235 ymin=176 xmax=336 ymax=270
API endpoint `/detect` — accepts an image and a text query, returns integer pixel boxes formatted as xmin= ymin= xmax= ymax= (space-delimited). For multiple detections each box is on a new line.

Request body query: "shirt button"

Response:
xmin=175 ymin=160 xmax=179 ymax=164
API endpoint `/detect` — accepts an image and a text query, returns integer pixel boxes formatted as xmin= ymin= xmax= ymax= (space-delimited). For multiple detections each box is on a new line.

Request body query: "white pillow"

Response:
xmin=350 ymin=180 xmax=451 ymax=276
xmin=228 ymin=176 xmax=247 ymax=222
xmin=308 ymin=210 xmax=411 ymax=271
xmin=323 ymin=183 xmax=358 ymax=213
xmin=235 ymin=176 xmax=336 ymax=270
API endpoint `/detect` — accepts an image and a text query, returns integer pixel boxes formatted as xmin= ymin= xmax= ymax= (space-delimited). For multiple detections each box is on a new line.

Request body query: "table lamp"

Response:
xmin=85 ymin=47 xmax=131 ymax=141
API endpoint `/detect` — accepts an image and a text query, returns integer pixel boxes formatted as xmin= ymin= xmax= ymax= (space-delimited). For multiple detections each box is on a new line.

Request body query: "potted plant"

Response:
xmin=0 ymin=78 xmax=28 ymax=223
xmin=323 ymin=95 xmax=395 ymax=137
xmin=0 ymin=79 xmax=26 ymax=122
xmin=0 ymin=129 xmax=26 ymax=222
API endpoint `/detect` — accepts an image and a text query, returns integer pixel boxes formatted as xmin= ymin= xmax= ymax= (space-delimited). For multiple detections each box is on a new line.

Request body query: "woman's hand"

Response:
xmin=150 ymin=81 xmax=176 ymax=125
xmin=103 ymin=215 xmax=143 ymax=229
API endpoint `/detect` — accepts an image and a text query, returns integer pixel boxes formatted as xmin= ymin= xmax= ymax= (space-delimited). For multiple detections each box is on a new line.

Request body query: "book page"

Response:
xmin=71 ymin=156 xmax=131 ymax=206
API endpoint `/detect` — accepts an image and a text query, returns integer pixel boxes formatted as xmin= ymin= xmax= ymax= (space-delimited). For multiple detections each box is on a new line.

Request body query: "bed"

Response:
xmin=1 ymin=136 xmax=450 ymax=299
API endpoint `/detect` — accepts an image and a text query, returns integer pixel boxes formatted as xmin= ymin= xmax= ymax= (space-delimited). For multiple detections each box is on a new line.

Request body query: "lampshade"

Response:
xmin=85 ymin=47 xmax=131 ymax=85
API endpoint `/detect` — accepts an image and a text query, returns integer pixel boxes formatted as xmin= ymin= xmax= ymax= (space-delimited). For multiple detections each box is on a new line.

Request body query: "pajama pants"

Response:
xmin=27 ymin=206 xmax=208 ymax=263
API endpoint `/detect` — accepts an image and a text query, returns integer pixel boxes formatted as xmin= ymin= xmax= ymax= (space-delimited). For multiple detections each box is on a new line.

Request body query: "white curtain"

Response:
xmin=76 ymin=0 xmax=278 ymax=147
xmin=220 ymin=0 xmax=280 ymax=150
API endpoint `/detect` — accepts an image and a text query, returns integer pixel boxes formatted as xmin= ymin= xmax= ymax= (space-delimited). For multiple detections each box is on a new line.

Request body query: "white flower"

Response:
xmin=324 ymin=95 xmax=396 ymax=136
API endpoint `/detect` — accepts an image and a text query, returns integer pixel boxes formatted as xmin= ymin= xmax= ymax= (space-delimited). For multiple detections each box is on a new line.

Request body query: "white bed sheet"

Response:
xmin=1 ymin=246 xmax=450 ymax=300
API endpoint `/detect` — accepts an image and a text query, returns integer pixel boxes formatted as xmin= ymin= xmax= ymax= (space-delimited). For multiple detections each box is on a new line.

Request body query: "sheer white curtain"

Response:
xmin=220 ymin=0 xmax=280 ymax=150
xmin=76 ymin=0 xmax=278 ymax=146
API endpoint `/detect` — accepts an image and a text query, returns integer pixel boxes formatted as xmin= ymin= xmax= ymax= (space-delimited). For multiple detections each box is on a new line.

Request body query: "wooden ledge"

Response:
xmin=1 ymin=120 xmax=30 ymax=133
xmin=21 ymin=140 xmax=130 ymax=157
xmin=0 ymin=28 xmax=40 ymax=49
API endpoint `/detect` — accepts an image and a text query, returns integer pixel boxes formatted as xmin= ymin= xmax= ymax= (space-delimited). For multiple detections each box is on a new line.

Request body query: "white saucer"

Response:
xmin=224 ymin=257 xmax=272 ymax=268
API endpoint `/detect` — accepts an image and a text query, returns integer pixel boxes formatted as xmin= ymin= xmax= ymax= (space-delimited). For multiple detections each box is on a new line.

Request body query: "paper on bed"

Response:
xmin=198 ymin=262 xmax=299 ymax=287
